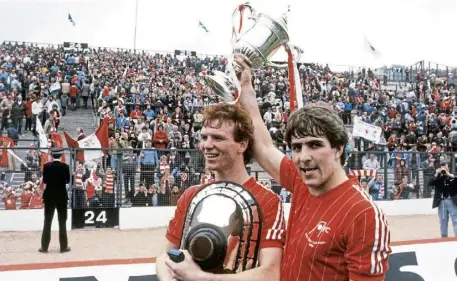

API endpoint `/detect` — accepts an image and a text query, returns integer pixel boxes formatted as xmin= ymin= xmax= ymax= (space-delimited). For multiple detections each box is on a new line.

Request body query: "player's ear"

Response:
xmin=334 ymin=145 xmax=344 ymax=160
xmin=238 ymin=140 xmax=248 ymax=154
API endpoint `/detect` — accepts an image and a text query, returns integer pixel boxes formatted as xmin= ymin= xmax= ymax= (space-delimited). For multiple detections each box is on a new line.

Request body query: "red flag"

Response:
xmin=51 ymin=134 xmax=66 ymax=163
xmin=94 ymin=120 xmax=110 ymax=150
xmin=39 ymin=152 xmax=51 ymax=172
xmin=63 ymin=130 xmax=84 ymax=163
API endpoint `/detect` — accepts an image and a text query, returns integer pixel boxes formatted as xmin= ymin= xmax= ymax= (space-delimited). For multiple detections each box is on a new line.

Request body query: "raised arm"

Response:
xmin=236 ymin=58 xmax=284 ymax=184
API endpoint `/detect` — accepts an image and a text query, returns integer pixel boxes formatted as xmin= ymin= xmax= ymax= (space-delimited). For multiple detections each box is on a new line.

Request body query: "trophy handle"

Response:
xmin=289 ymin=45 xmax=304 ymax=61
xmin=231 ymin=2 xmax=256 ymax=44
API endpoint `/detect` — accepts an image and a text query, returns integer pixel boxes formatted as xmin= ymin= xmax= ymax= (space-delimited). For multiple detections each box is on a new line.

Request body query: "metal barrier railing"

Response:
xmin=0 ymin=148 xmax=451 ymax=210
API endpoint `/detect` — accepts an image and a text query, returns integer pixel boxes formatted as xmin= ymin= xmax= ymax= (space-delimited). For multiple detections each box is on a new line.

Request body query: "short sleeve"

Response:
xmin=345 ymin=208 xmax=392 ymax=281
xmin=260 ymin=196 xmax=285 ymax=249
xmin=165 ymin=188 xmax=195 ymax=246
xmin=279 ymin=156 xmax=301 ymax=193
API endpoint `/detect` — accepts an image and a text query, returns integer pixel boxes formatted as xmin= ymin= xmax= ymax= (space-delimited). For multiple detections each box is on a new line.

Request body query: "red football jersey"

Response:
xmin=86 ymin=183 xmax=96 ymax=200
xmin=3 ymin=195 xmax=17 ymax=210
xmin=20 ymin=192 xmax=33 ymax=209
xmin=279 ymin=157 xmax=391 ymax=281
xmin=29 ymin=195 xmax=44 ymax=209
xmin=166 ymin=177 xmax=285 ymax=251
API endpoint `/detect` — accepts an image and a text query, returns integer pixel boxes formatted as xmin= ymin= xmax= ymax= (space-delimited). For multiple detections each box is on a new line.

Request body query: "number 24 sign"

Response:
xmin=72 ymin=208 xmax=119 ymax=229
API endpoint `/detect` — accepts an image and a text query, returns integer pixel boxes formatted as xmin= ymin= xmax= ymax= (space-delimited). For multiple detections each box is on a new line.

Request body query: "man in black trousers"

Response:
xmin=39 ymin=147 xmax=71 ymax=253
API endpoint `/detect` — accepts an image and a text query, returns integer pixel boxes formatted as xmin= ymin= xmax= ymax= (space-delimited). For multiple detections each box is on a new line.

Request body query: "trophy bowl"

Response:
xmin=179 ymin=181 xmax=262 ymax=273
xmin=202 ymin=3 xmax=295 ymax=102
xmin=231 ymin=3 xmax=290 ymax=71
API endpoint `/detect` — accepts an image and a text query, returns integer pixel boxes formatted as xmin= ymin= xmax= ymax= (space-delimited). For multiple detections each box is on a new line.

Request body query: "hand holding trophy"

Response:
xmin=202 ymin=2 xmax=303 ymax=105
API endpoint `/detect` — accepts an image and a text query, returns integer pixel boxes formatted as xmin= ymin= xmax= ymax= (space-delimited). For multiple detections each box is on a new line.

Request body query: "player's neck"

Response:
xmin=309 ymin=167 xmax=348 ymax=197
xmin=214 ymin=161 xmax=250 ymax=186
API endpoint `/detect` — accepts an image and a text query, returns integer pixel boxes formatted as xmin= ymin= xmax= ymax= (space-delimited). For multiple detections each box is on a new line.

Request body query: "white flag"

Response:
xmin=36 ymin=116 xmax=48 ymax=152
xmin=77 ymin=133 xmax=104 ymax=161
xmin=49 ymin=81 xmax=61 ymax=92
xmin=352 ymin=119 xmax=382 ymax=144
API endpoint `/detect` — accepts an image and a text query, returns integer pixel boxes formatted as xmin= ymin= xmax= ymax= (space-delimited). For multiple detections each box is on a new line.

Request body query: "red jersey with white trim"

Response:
xmin=29 ymin=194 xmax=44 ymax=209
xmin=279 ymin=156 xmax=391 ymax=281
xmin=3 ymin=195 xmax=17 ymax=210
xmin=20 ymin=192 xmax=33 ymax=209
xmin=166 ymin=177 xmax=285 ymax=250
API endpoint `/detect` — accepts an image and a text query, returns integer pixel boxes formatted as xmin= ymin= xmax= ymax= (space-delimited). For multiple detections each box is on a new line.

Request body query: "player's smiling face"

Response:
xmin=199 ymin=120 xmax=246 ymax=173
xmin=290 ymin=136 xmax=342 ymax=191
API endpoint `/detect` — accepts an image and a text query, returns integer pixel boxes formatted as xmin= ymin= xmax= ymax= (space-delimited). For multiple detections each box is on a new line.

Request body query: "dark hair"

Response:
xmin=202 ymin=103 xmax=254 ymax=165
xmin=284 ymin=102 xmax=349 ymax=166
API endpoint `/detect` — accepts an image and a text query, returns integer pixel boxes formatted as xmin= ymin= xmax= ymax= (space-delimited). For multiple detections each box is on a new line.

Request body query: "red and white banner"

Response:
xmin=64 ymin=120 xmax=109 ymax=163
xmin=352 ymin=119 xmax=382 ymax=144
xmin=349 ymin=169 xmax=378 ymax=177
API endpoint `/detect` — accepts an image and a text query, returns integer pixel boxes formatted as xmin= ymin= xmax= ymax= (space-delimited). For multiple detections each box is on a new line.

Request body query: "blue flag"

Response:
xmin=68 ymin=14 xmax=76 ymax=26
xmin=199 ymin=21 xmax=209 ymax=33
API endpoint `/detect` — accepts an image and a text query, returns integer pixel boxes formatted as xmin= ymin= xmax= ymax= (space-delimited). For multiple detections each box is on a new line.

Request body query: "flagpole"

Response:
xmin=133 ymin=0 xmax=138 ymax=53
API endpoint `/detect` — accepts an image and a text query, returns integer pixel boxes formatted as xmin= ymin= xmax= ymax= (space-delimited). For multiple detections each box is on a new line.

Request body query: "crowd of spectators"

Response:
xmin=0 ymin=41 xmax=90 ymax=209
xmin=1 ymin=41 xmax=456 ymax=209
xmin=342 ymin=67 xmax=457 ymax=201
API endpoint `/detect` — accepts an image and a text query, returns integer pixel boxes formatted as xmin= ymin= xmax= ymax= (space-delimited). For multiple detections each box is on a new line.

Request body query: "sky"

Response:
xmin=0 ymin=0 xmax=456 ymax=70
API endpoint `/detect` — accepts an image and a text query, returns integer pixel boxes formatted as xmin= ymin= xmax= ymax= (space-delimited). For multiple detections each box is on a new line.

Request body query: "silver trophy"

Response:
xmin=231 ymin=3 xmax=289 ymax=71
xmin=177 ymin=181 xmax=262 ymax=274
xmin=202 ymin=3 xmax=299 ymax=103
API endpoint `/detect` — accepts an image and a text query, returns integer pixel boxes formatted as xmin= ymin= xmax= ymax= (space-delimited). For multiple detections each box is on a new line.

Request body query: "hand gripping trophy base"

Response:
xmin=231 ymin=54 xmax=252 ymax=75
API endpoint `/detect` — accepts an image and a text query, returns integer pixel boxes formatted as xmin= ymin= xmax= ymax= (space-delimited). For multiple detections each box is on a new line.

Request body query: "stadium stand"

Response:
xmin=1 ymin=41 xmax=457 ymax=209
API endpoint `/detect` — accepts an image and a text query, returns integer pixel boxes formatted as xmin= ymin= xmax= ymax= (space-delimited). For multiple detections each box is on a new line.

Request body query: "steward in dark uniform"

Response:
xmin=39 ymin=147 xmax=71 ymax=253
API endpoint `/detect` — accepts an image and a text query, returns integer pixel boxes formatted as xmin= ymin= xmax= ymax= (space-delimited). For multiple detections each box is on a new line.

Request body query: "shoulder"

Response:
xmin=344 ymin=181 xmax=386 ymax=222
xmin=252 ymin=181 xmax=281 ymax=201
xmin=245 ymin=179 xmax=282 ymax=207
xmin=177 ymin=184 xmax=205 ymax=205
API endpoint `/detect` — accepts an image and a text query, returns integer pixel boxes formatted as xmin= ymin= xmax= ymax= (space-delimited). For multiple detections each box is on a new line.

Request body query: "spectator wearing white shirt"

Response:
xmin=273 ymin=107 xmax=283 ymax=125
xmin=31 ymin=96 xmax=43 ymax=133
xmin=263 ymin=107 xmax=273 ymax=128
xmin=137 ymin=127 xmax=151 ymax=143
xmin=363 ymin=153 xmax=381 ymax=170
xmin=45 ymin=96 xmax=59 ymax=113
xmin=61 ymin=81 xmax=70 ymax=95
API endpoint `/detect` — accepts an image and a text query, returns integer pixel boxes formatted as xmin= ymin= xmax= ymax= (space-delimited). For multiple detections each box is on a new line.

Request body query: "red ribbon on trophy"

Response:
xmin=237 ymin=4 xmax=245 ymax=33
xmin=286 ymin=44 xmax=303 ymax=113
